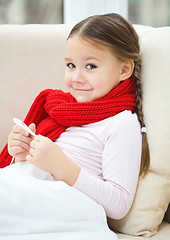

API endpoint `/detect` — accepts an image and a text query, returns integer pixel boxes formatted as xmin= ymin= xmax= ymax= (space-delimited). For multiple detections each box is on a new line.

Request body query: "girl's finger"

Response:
xmin=26 ymin=154 xmax=33 ymax=162
xmin=10 ymin=139 xmax=31 ymax=151
xmin=13 ymin=124 xmax=28 ymax=135
xmin=10 ymin=146 xmax=25 ymax=156
xmin=29 ymin=123 xmax=36 ymax=134
xmin=34 ymin=134 xmax=44 ymax=141
xmin=30 ymin=139 xmax=39 ymax=149
xmin=12 ymin=125 xmax=29 ymax=137
xmin=11 ymin=132 xmax=33 ymax=145
xmin=29 ymin=147 xmax=36 ymax=157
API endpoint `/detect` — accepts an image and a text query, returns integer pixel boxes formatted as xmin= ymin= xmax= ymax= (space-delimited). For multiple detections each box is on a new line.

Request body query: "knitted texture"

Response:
xmin=0 ymin=78 xmax=136 ymax=168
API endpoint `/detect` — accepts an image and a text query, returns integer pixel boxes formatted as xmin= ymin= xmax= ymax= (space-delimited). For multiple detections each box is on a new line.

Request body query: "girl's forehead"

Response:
xmin=67 ymin=35 xmax=93 ymax=46
xmin=66 ymin=35 xmax=112 ymax=52
xmin=65 ymin=36 xmax=121 ymax=65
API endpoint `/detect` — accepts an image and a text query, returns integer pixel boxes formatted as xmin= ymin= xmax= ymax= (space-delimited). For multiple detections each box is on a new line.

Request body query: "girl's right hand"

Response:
xmin=8 ymin=123 xmax=36 ymax=162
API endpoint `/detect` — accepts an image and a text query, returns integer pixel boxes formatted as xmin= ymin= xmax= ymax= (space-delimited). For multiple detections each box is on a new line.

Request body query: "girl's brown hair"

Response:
xmin=68 ymin=13 xmax=150 ymax=177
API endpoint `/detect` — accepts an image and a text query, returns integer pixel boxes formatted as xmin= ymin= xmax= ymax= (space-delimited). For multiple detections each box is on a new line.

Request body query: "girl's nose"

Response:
xmin=72 ymin=70 xmax=85 ymax=84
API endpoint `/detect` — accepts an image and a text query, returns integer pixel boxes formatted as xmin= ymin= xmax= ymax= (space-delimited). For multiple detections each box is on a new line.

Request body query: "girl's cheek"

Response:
xmin=64 ymin=75 xmax=71 ymax=88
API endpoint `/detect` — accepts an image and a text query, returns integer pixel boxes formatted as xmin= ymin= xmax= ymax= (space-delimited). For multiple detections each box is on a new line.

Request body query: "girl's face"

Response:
xmin=64 ymin=36 xmax=126 ymax=103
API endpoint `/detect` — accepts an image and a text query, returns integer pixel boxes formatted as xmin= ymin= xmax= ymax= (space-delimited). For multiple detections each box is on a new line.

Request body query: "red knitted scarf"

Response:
xmin=0 ymin=78 xmax=136 ymax=168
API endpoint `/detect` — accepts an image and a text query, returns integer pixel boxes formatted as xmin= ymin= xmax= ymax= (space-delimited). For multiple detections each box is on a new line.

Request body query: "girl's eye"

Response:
xmin=86 ymin=64 xmax=96 ymax=70
xmin=67 ymin=63 xmax=76 ymax=69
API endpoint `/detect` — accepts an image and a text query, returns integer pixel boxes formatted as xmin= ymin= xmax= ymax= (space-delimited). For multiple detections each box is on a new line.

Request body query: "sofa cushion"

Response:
xmin=108 ymin=25 xmax=170 ymax=237
xmin=117 ymin=221 xmax=170 ymax=239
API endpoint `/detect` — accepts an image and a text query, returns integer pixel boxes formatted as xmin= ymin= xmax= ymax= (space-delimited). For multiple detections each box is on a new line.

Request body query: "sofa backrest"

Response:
xmin=0 ymin=24 xmax=71 ymax=150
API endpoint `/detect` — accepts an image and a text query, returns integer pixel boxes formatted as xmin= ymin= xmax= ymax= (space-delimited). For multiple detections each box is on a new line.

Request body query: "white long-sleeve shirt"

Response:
xmin=54 ymin=110 xmax=142 ymax=219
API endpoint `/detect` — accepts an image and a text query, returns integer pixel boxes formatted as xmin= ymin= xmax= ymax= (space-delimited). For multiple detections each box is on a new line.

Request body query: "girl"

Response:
xmin=0 ymin=13 xmax=150 ymax=220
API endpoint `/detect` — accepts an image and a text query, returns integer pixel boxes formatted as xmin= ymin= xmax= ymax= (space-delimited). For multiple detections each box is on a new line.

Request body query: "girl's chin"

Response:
xmin=75 ymin=97 xmax=89 ymax=103
xmin=71 ymin=92 xmax=91 ymax=103
xmin=74 ymin=95 xmax=91 ymax=103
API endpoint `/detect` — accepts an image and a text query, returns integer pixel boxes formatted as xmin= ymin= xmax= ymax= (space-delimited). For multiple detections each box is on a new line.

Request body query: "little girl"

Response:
xmin=0 ymin=13 xmax=150 ymax=220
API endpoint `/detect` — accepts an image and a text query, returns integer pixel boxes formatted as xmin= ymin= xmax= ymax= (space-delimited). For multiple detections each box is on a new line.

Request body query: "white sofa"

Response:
xmin=0 ymin=24 xmax=169 ymax=240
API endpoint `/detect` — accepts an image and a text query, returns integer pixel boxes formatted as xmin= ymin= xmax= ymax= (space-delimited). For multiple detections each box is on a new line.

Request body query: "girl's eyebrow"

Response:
xmin=64 ymin=57 xmax=72 ymax=61
xmin=64 ymin=56 xmax=100 ymax=61
xmin=84 ymin=56 xmax=100 ymax=61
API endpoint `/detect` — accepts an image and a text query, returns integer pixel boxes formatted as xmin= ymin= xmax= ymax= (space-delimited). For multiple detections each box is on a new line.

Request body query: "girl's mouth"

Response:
xmin=74 ymin=88 xmax=91 ymax=92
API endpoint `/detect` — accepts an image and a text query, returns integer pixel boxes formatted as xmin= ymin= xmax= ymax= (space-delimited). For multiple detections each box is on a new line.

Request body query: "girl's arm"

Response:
xmin=73 ymin=115 xmax=142 ymax=219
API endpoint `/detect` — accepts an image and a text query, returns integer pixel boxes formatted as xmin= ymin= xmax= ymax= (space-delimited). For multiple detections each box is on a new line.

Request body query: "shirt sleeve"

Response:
xmin=73 ymin=113 xmax=142 ymax=219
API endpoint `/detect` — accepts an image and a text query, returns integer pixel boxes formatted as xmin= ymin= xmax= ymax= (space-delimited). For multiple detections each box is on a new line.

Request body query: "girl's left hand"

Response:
xmin=26 ymin=135 xmax=80 ymax=186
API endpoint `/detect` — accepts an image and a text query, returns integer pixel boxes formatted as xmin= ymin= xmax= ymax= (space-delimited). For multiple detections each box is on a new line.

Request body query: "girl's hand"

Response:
xmin=26 ymin=135 xmax=81 ymax=186
xmin=8 ymin=123 xmax=36 ymax=162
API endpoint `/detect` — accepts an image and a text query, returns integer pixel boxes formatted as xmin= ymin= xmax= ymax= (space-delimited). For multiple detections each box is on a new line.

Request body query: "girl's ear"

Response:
xmin=119 ymin=60 xmax=134 ymax=81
